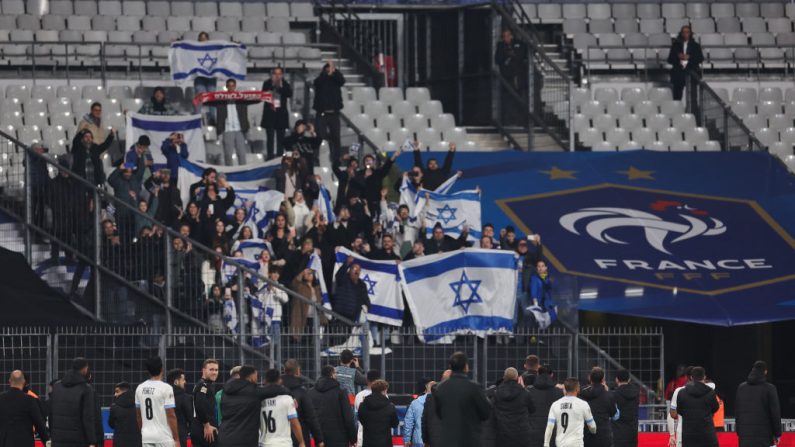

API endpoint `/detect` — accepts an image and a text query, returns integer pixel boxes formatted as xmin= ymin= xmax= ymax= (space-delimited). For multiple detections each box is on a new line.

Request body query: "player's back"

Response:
xmin=259 ymin=394 xmax=297 ymax=447
xmin=549 ymin=395 xmax=594 ymax=447
xmin=135 ymin=379 xmax=176 ymax=444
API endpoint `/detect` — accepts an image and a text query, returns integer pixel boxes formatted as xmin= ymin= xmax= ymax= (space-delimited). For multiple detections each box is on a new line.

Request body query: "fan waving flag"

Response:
xmin=400 ymin=172 xmax=459 ymax=221
xmin=318 ymin=183 xmax=336 ymax=224
xmin=419 ymin=189 xmax=482 ymax=241
xmin=126 ymin=113 xmax=205 ymax=164
xmin=399 ymin=248 xmax=517 ymax=341
xmin=170 ymin=40 xmax=247 ymax=83
xmin=333 ymin=247 xmax=403 ymax=326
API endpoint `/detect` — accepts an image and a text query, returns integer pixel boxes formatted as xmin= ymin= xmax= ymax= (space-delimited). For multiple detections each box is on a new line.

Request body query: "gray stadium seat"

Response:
xmin=98 ymin=0 xmax=121 ymax=16
xmin=147 ymin=1 xmax=169 ymax=16
xmin=116 ymin=16 xmax=141 ymax=32
xmin=710 ymin=3 xmax=734 ymax=18
xmin=761 ymin=2 xmax=785 ymax=18
xmin=590 ymin=20 xmax=614 ymax=35
xmin=257 ymin=32 xmax=280 ymax=45
xmin=669 ymin=140 xmax=693 ymax=152
xmin=614 ymin=20 xmax=639 ymax=34
xmin=192 ymin=17 xmax=217 ymax=32
xmin=195 ymin=2 xmax=219 ymax=17
xmin=607 ymin=100 xmax=630 ymax=117
xmin=571 ymin=88 xmax=591 ymax=109
xmin=700 ymin=33 xmax=723 ymax=47
xmin=755 ymin=128 xmax=778 ymax=147
xmin=624 ymin=34 xmax=648 ymax=48
xmin=67 ymin=15 xmax=92 ymax=31
xmin=122 ymin=1 xmax=145 ymax=16
xmin=662 ymin=3 xmax=685 ymax=19
xmin=648 ymin=33 xmax=672 ymax=48
xmin=594 ymin=88 xmax=618 ymax=104
xmin=376 ymin=114 xmax=401 ymax=133
xmin=743 ymin=114 xmax=766 ymax=132
xmin=167 ymin=17 xmax=191 ymax=33
xmin=579 ymin=128 xmax=601 ymax=146
xmin=41 ymin=15 xmax=66 ymax=30
xmin=591 ymin=141 xmax=616 ymax=152
xmin=404 ymin=114 xmax=428 ymax=132
xmin=686 ymin=3 xmax=710 ymax=19
xmin=142 ymin=16 xmax=166 ymax=32
xmin=208 ymin=31 xmax=230 ymax=41
xmin=768 ymin=114 xmax=791 ymax=131
xmin=648 ymin=114 xmax=671 ymax=132
xmin=672 ymin=113 xmax=696 ymax=129
xmin=243 ymin=3 xmax=266 ymax=16
xmin=632 ymin=128 xmax=655 ymax=147
xmin=378 ymin=87 xmax=403 ymax=106
xmin=291 ymin=3 xmax=315 ymax=18
xmin=733 ymin=88 xmax=757 ymax=104
xmin=587 ymin=3 xmax=611 ymax=20
xmin=598 ymin=33 xmax=623 ymax=47
xmin=736 ymin=3 xmax=760 ymax=18
xmin=352 ymin=87 xmax=377 ymax=105
xmin=268 ymin=2 xmax=291 ymax=17
xmin=17 ymin=15 xmax=40 ymax=30
xmin=171 ymin=1 xmax=194 ymax=16
xmin=742 ymin=18 xmax=767 ymax=34
xmin=364 ymin=101 xmax=387 ymax=117
xmin=217 ymin=17 xmax=241 ymax=33
xmin=433 ymin=113 xmax=456 ymax=133
xmin=648 ymin=88 xmax=673 ymax=103
xmin=716 ymin=18 xmax=742 ymax=34
xmin=758 ymin=101 xmax=783 ymax=118
xmin=564 ymin=20 xmax=588 ymax=36
xmin=619 ymin=114 xmax=642 ymax=131
xmin=788 ymin=3 xmax=795 ymax=19
xmin=283 ymin=32 xmax=305 ymax=44
xmin=537 ymin=4 xmax=562 ymax=23
xmin=242 ymin=17 xmax=266 ymax=33
xmin=606 ymin=128 xmax=630 ymax=146
xmin=777 ymin=33 xmax=795 ymax=46
xmin=767 ymin=18 xmax=793 ymax=34
xmin=612 ymin=3 xmax=636 ymax=19
xmin=91 ymin=15 xmax=114 ymax=31
xmin=691 ymin=18 xmax=716 ymax=34
xmin=391 ymin=101 xmax=415 ymax=118
xmin=735 ymin=48 xmax=759 ymax=65
xmin=660 ymin=100 xmax=685 ymax=116
xmin=49 ymin=0 xmax=73 ymax=15
xmin=74 ymin=0 xmax=97 ymax=15
xmin=267 ymin=17 xmax=290 ymax=33
xmin=636 ymin=3 xmax=660 ymax=19
xmin=573 ymin=114 xmax=589 ymax=131
xmin=660 ymin=127 xmax=683 ymax=146
xmin=621 ymin=87 xmax=645 ymax=106
xmin=573 ymin=34 xmax=597 ymax=51
xmin=639 ymin=19 xmax=663 ymax=35
xmin=593 ymin=113 xmax=616 ymax=131
xmin=562 ymin=4 xmax=586 ymax=19
xmin=768 ymin=141 xmax=791 ymax=158
xmin=419 ymin=100 xmax=443 ymax=117
xmin=406 ymin=87 xmax=431 ymax=105
xmin=666 ymin=19 xmax=690 ymax=35
xmin=751 ymin=33 xmax=776 ymax=46
xmin=35 ymin=30 xmax=58 ymax=41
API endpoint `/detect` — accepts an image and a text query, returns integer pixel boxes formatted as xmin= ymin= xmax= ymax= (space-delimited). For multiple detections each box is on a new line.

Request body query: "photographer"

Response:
xmin=261 ymin=67 xmax=293 ymax=160
xmin=161 ymin=132 xmax=189 ymax=182
xmin=283 ymin=120 xmax=322 ymax=169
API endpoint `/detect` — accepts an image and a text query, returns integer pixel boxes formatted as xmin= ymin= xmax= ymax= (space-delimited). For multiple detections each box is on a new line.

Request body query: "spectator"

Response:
xmin=308 ymin=365 xmax=356 ymax=447
xmin=480 ymin=236 xmax=495 ymax=249
xmin=138 ymin=86 xmax=179 ymax=116
xmin=108 ymin=382 xmax=140 ymax=447
xmin=481 ymin=224 xmax=499 ymax=249
xmin=403 ymin=240 xmax=426 ymax=261
xmin=0 ymin=370 xmax=48 ymax=447
xmin=422 ymin=222 xmax=469 ymax=255
xmin=527 ymin=366 xmax=564 ymax=447
xmin=369 ymin=233 xmax=400 ymax=261
xmin=189 ymin=167 xmax=218 ymax=202
xmin=579 ymin=367 xmax=617 ymax=447
xmin=433 ymin=352 xmax=491 ymax=447
xmin=735 ymin=361 xmax=782 ymax=447
xmin=48 ymin=156 xmax=82 ymax=262
xmin=413 ymin=142 xmax=456 ymax=190
xmin=274 ymin=152 xmax=310 ymax=197
xmin=192 ymin=359 xmax=220 ymax=447
xmin=261 ymin=267 xmax=289 ymax=349
xmin=521 ymin=355 xmax=540 ymax=386
xmin=500 ymin=226 xmax=518 ymax=251
xmin=49 ymin=357 xmax=99 ymax=447
xmin=284 ymin=120 xmax=322 ymax=168
xmin=313 ymin=59 xmax=346 ymax=163
xmin=336 ymin=349 xmax=368 ymax=399
xmin=493 ymin=367 xmax=535 ymax=446
xmin=355 ymin=370 xmax=381 ymax=446
xmin=108 ymin=157 xmax=145 ymax=240
xmin=332 ymin=155 xmax=359 ymax=211
xmin=667 ymin=25 xmax=703 ymax=102
xmin=403 ymin=378 xmax=433 ymax=447
xmin=261 ymin=66 xmax=293 ymax=160
xmin=194 ymin=32 xmax=217 ymax=123
xmin=167 ymin=368 xmax=193 ymax=447
xmin=672 ymin=366 xmax=719 ymax=447
xmin=290 ymin=268 xmax=326 ymax=341
xmin=530 ymin=260 xmax=552 ymax=309
xmin=214 ymin=79 xmax=253 ymax=166
xmin=358 ymin=380 xmax=399 ymax=447
xmin=199 ymin=176 xmax=236 ymax=223
xmin=333 ymin=258 xmax=371 ymax=325
xmin=145 ymin=168 xmax=182 ymax=229
xmin=134 ymin=196 xmax=158 ymax=238
xmin=286 ymin=190 xmax=312 ymax=238
xmin=160 ymin=133 xmax=189 ymax=182
xmin=612 ymin=370 xmax=640 ymax=447
xmin=100 ymin=219 xmax=132 ymax=323
xmin=494 ymin=28 xmax=527 ymax=94
xmin=422 ymin=370 xmax=452 ymax=447
xmin=355 ymin=150 xmax=402 ymax=213
xmin=380 ymin=192 xmax=416 ymax=257
xmin=77 ymin=101 xmax=108 ymax=143
xmin=70 ymin=128 xmax=115 ymax=186
xmin=665 ymin=365 xmax=689 ymax=401
xmin=281 ymin=359 xmax=324 ymax=447
xmin=206 ymin=284 xmax=225 ymax=331
xmin=218 ymin=366 xmax=290 ymax=447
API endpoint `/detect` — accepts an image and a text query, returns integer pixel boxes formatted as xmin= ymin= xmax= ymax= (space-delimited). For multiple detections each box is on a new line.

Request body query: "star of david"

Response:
xmin=197 ymin=53 xmax=218 ymax=70
xmin=362 ymin=273 xmax=377 ymax=296
xmin=449 ymin=271 xmax=483 ymax=314
xmin=436 ymin=203 xmax=458 ymax=225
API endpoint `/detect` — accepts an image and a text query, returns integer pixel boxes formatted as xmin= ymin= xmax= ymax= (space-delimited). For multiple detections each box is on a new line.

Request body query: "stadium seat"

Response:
xmin=755 ymin=127 xmax=778 ymax=147
xmin=49 ymin=0 xmax=73 ymax=15
xmin=573 ymin=114 xmax=589 ymax=132
xmin=391 ymin=101 xmax=415 ymax=118
xmin=537 ymin=4 xmax=562 ymax=23
xmin=619 ymin=114 xmax=642 ymax=131
xmin=648 ymin=114 xmax=671 ymax=132
xmin=743 ymin=114 xmax=766 ymax=133
xmin=405 ymin=114 xmax=429 ymax=132
xmin=578 ymin=128 xmax=601 ymax=146
xmin=607 ymin=101 xmax=630 ymax=117
xmin=769 ymin=114 xmax=792 ymax=131
xmin=581 ymin=100 xmax=604 ymax=117
xmin=418 ymin=100 xmax=443 ymax=117
xmin=592 ymin=141 xmax=616 ymax=152
xmin=699 ymin=140 xmax=722 ymax=152
xmin=594 ymin=88 xmax=618 ymax=104
xmin=363 ymin=101 xmax=387 ymax=118
xmin=670 ymin=140 xmax=694 ymax=152
xmin=672 ymin=113 xmax=696 ymax=129
xmin=217 ymin=17 xmax=241 ymax=33
xmin=352 ymin=87 xmax=377 ymax=105
xmin=378 ymin=88 xmax=403 ymax=106
xmin=635 ymin=101 xmax=659 ymax=118
xmin=433 ymin=114 xmax=456 ymax=133
xmin=74 ymin=0 xmax=97 ymax=15
xmin=267 ymin=17 xmax=290 ymax=33
xmin=376 ymin=114 xmax=401 ymax=133
xmin=761 ymin=2 xmax=785 ymax=18
xmin=686 ymin=127 xmax=710 ymax=146
xmin=593 ymin=114 xmax=616 ymax=131
xmin=562 ymin=3 xmax=586 ymax=19
xmin=637 ymin=3 xmax=661 ymax=19
xmin=632 ymin=128 xmax=655 ymax=147
xmin=606 ymin=128 xmax=630 ymax=147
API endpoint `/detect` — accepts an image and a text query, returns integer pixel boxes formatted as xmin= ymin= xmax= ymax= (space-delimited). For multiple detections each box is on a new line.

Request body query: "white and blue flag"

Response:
xmin=419 ymin=189 xmax=481 ymax=241
xmin=169 ymin=40 xmax=247 ymax=83
xmin=400 ymin=173 xmax=458 ymax=220
xmin=249 ymin=291 xmax=270 ymax=347
xmin=333 ymin=247 xmax=403 ymax=327
xmin=126 ymin=112 xmax=206 ymax=164
xmin=307 ymin=252 xmax=330 ymax=308
xmin=230 ymin=238 xmax=273 ymax=263
xmin=399 ymin=248 xmax=517 ymax=341
xmin=223 ymin=298 xmax=239 ymax=334
xmin=318 ymin=183 xmax=336 ymax=224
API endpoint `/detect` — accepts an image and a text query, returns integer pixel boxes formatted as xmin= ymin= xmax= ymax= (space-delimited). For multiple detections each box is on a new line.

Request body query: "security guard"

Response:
xmin=192 ymin=359 xmax=220 ymax=446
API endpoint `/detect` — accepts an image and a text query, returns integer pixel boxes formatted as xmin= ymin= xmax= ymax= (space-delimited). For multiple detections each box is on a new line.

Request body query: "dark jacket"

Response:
xmin=354 ymin=157 xmax=395 ymax=209
xmin=261 ymin=78 xmax=293 ymax=129
xmin=284 ymin=133 xmax=322 ymax=167
xmin=493 ymin=380 xmax=535 ymax=446
xmin=312 ymin=67 xmax=345 ymax=112
xmin=108 ymin=390 xmax=141 ymax=447
xmin=191 ymin=378 xmax=218 ymax=446
xmin=421 ymin=389 xmax=444 ymax=447
xmin=481 ymin=385 xmax=497 ymax=447
xmin=308 ymin=376 xmax=356 ymax=447
xmin=414 ymin=148 xmax=454 ymax=191
xmin=160 ymin=137 xmax=189 ymax=181
xmin=527 ymin=373 xmax=564 ymax=447
xmin=422 ymin=232 xmax=468 ymax=255
xmin=333 ymin=262 xmax=371 ymax=322
xmin=70 ymin=130 xmax=114 ymax=185
xmin=282 ymin=374 xmax=325 ymax=447
xmin=218 ymin=379 xmax=289 ymax=447
xmin=144 ymin=175 xmax=183 ymax=228
xmin=173 ymin=385 xmax=193 ymax=447
xmin=521 ymin=370 xmax=537 ymax=387
xmin=49 ymin=371 xmax=98 ymax=447
xmin=676 ymin=381 xmax=719 ymax=447
xmin=0 ymin=388 xmax=49 ymax=447
xmin=612 ymin=382 xmax=640 ymax=447
xmin=433 ymin=373 xmax=492 ymax=447
xmin=579 ymin=384 xmax=617 ymax=447
xmin=735 ymin=369 xmax=781 ymax=447
xmin=667 ymin=38 xmax=703 ymax=83
xmin=215 ymin=101 xmax=251 ymax=135
xmin=494 ymin=38 xmax=528 ymax=79
xmin=199 ymin=187 xmax=236 ymax=223
xmin=358 ymin=393 xmax=399 ymax=447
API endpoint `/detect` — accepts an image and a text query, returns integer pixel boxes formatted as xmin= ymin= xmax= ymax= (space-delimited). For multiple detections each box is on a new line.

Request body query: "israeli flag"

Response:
xmin=400 ymin=173 xmax=458 ymax=221
xmin=230 ymin=239 xmax=272 ymax=264
xmin=333 ymin=247 xmax=403 ymax=327
xmin=249 ymin=292 xmax=271 ymax=348
xmin=170 ymin=40 xmax=247 ymax=83
xmin=223 ymin=298 xmax=239 ymax=334
xmin=221 ymin=257 xmax=260 ymax=284
xmin=399 ymin=248 xmax=517 ymax=341
xmin=126 ymin=113 xmax=206 ymax=164
xmin=318 ymin=183 xmax=336 ymax=224
xmin=420 ymin=189 xmax=481 ymax=241
xmin=308 ymin=252 xmax=330 ymax=307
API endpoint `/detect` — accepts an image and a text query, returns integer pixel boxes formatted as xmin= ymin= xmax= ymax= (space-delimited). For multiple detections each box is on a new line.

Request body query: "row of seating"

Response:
xmin=588 ymin=139 xmax=721 ymax=152
xmin=2 ymin=29 xmax=308 ymax=45
xmin=525 ymin=2 xmax=794 ymax=23
xmin=565 ymin=17 xmax=795 ymax=37
xmin=0 ymin=0 xmax=314 ymax=19
xmin=0 ymin=15 xmax=298 ymax=34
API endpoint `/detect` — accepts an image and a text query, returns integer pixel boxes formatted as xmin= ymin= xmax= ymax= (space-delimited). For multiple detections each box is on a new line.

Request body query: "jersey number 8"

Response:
xmin=144 ymin=398 xmax=154 ymax=420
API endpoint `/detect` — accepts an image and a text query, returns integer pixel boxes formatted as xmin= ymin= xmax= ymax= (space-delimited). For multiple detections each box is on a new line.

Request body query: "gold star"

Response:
xmin=617 ymin=166 xmax=655 ymax=180
xmin=540 ymin=166 xmax=577 ymax=180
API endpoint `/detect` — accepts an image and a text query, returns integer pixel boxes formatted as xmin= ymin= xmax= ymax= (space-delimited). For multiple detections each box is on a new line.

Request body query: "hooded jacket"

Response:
xmin=48 ymin=371 xmax=98 ymax=447
xmin=611 ymin=382 xmax=640 ymax=447
xmin=312 ymin=67 xmax=345 ymax=112
xmin=172 ymin=385 xmax=193 ymax=446
xmin=282 ymin=374 xmax=324 ymax=447
xmin=108 ymin=390 xmax=141 ymax=447
xmin=735 ymin=369 xmax=781 ymax=446
xmin=218 ymin=379 xmax=289 ymax=447
xmin=0 ymin=387 xmax=49 ymax=447
xmin=676 ymin=381 xmax=719 ymax=447
xmin=579 ymin=384 xmax=617 ymax=447
xmin=333 ymin=263 xmax=371 ymax=322
xmin=308 ymin=376 xmax=356 ymax=447
xmin=527 ymin=373 xmax=564 ymax=447
xmin=421 ymin=386 xmax=445 ymax=447
xmin=358 ymin=393 xmax=399 ymax=447
xmin=433 ymin=373 xmax=492 ymax=447
xmin=493 ymin=380 xmax=535 ymax=446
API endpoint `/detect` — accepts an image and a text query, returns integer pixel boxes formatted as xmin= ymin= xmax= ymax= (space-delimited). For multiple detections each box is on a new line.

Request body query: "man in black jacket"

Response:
xmin=612 ymin=369 xmax=640 ymax=447
xmin=421 ymin=370 xmax=451 ymax=447
xmin=494 ymin=29 xmax=528 ymax=93
xmin=282 ymin=359 xmax=324 ymax=447
xmin=0 ymin=370 xmax=48 ymax=447
xmin=735 ymin=361 xmax=781 ymax=447
xmin=667 ymin=25 xmax=703 ymax=102
xmin=70 ymin=127 xmax=115 ymax=187
xmin=434 ymin=352 xmax=491 ymax=447
xmin=521 ymin=355 xmax=540 ymax=387
xmin=192 ymin=359 xmax=220 ymax=447
xmin=672 ymin=366 xmax=719 ymax=447
xmin=579 ymin=367 xmax=617 ymax=447
xmin=49 ymin=357 xmax=99 ymax=447
xmin=308 ymin=365 xmax=356 ymax=447
xmin=527 ymin=366 xmax=563 ymax=447
xmin=261 ymin=67 xmax=293 ymax=160
xmin=333 ymin=258 xmax=371 ymax=323
xmin=413 ymin=142 xmax=456 ymax=191
xmin=313 ymin=60 xmax=346 ymax=164
xmin=218 ymin=365 xmax=291 ymax=447
xmin=358 ymin=380 xmax=399 ymax=447
xmin=355 ymin=149 xmax=402 ymax=215
xmin=421 ymin=223 xmax=469 ymax=255
xmin=493 ymin=367 xmax=535 ymax=446
xmin=108 ymin=382 xmax=140 ymax=447
xmin=167 ymin=368 xmax=193 ymax=447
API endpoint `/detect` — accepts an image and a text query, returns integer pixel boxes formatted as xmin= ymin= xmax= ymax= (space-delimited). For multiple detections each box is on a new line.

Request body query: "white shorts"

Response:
xmin=143 ymin=442 xmax=174 ymax=447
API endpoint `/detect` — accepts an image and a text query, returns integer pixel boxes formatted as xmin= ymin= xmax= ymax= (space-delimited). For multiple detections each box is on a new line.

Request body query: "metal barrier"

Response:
xmin=692 ymin=73 xmax=766 ymax=151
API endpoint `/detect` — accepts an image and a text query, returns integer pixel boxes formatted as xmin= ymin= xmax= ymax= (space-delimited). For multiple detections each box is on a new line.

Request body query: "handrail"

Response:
xmin=0 ymin=128 xmax=358 ymax=326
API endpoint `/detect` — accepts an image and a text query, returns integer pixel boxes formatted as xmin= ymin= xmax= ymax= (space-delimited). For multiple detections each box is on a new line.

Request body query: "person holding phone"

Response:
xmin=161 ymin=132 xmax=189 ymax=182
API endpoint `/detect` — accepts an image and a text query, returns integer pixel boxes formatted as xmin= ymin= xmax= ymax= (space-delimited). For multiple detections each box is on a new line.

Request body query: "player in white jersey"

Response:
xmin=354 ymin=370 xmax=381 ymax=446
xmin=259 ymin=369 xmax=305 ymax=447
xmin=544 ymin=378 xmax=597 ymax=447
xmin=135 ymin=356 xmax=181 ymax=447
